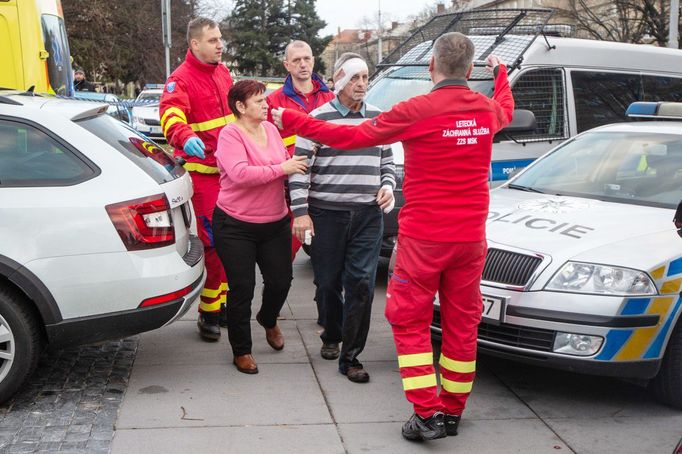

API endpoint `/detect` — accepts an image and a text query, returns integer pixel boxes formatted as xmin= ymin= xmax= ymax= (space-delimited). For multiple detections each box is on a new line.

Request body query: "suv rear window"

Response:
xmin=0 ymin=119 xmax=95 ymax=186
xmin=77 ymin=114 xmax=184 ymax=184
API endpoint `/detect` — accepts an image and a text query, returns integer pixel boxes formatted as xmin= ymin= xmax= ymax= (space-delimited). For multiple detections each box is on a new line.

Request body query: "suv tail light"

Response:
xmin=106 ymin=194 xmax=174 ymax=250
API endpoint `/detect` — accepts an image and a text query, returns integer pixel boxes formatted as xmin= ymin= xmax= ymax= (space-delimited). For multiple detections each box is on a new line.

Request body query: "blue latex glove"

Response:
xmin=183 ymin=136 xmax=206 ymax=159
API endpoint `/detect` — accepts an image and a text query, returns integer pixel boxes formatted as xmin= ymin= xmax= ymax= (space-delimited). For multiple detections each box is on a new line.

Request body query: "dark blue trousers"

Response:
xmin=309 ymin=204 xmax=383 ymax=373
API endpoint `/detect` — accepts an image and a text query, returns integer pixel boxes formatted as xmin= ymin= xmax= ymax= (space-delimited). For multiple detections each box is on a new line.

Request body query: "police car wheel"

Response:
xmin=649 ymin=320 xmax=682 ymax=409
xmin=0 ymin=286 xmax=42 ymax=405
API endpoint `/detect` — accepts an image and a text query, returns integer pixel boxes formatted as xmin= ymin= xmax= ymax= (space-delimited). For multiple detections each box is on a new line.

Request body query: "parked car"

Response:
xmin=73 ymin=91 xmax=131 ymax=124
xmin=369 ymin=8 xmax=682 ymax=257
xmin=397 ymin=101 xmax=682 ymax=408
xmin=132 ymin=87 xmax=164 ymax=140
xmin=0 ymin=90 xmax=205 ymax=403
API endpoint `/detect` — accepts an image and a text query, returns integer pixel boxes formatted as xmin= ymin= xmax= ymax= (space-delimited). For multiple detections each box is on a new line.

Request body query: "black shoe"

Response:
xmin=445 ymin=414 xmax=461 ymax=436
xmin=219 ymin=303 xmax=228 ymax=328
xmin=401 ymin=412 xmax=446 ymax=441
xmin=197 ymin=312 xmax=220 ymax=341
xmin=320 ymin=342 xmax=340 ymax=360
xmin=343 ymin=365 xmax=370 ymax=383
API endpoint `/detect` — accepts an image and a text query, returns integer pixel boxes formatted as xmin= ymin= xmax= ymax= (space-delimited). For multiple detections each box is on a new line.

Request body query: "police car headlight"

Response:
xmin=546 ymin=262 xmax=656 ymax=296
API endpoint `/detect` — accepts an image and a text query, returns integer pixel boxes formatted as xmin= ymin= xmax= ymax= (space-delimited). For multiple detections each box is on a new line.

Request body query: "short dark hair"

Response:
xmin=228 ymin=80 xmax=266 ymax=118
xmin=187 ymin=17 xmax=218 ymax=46
xmin=433 ymin=32 xmax=475 ymax=79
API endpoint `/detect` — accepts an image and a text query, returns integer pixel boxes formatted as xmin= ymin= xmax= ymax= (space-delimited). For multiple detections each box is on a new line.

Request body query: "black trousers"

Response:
xmin=213 ymin=208 xmax=293 ymax=356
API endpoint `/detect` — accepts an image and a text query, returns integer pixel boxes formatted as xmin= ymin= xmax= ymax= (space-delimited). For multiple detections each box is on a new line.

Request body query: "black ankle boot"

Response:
xmin=197 ymin=312 xmax=220 ymax=341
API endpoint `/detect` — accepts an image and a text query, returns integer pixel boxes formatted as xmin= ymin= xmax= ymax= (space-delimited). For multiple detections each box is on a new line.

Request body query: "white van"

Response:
xmin=368 ymin=8 xmax=682 ymax=256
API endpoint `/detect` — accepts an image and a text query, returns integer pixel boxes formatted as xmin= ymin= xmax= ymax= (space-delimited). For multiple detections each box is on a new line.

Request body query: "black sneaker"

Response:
xmin=445 ymin=414 xmax=461 ymax=436
xmin=401 ymin=412 xmax=446 ymax=441
xmin=219 ymin=303 xmax=228 ymax=328
xmin=320 ymin=342 xmax=340 ymax=360
xmin=197 ymin=312 xmax=220 ymax=341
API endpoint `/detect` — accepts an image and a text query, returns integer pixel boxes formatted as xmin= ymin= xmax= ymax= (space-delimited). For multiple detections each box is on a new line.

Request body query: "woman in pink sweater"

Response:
xmin=213 ymin=80 xmax=307 ymax=374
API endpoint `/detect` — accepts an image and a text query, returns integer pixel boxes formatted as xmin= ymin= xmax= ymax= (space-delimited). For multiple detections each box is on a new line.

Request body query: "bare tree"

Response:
xmin=563 ymin=0 xmax=680 ymax=47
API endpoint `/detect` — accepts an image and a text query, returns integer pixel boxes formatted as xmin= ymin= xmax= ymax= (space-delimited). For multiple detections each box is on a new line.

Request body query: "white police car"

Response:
xmin=132 ymin=87 xmax=164 ymax=140
xmin=431 ymin=102 xmax=682 ymax=408
xmin=0 ymin=91 xmax=205 ymax=403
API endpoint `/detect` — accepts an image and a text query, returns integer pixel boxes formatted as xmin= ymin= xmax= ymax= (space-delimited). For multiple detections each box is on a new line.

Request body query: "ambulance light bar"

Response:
xmin=626 ymin=102 xmax=682 ymax=119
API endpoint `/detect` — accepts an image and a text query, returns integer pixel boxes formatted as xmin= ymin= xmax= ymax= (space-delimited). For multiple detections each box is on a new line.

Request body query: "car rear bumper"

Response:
xmin=45 ymin=271 xmax=205 ymax=347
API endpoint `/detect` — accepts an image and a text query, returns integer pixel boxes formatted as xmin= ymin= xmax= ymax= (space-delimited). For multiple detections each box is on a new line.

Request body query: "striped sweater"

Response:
xmin=288 ymin=99 xmax=396 ymax=217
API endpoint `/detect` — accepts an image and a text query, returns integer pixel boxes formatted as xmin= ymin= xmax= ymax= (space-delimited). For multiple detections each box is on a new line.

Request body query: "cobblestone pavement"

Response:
xmin=0 ymin=338 xmax=138 ymax=454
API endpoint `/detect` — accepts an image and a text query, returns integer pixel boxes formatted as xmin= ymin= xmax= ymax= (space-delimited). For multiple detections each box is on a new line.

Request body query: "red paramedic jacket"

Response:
xmin=281 ymin=65 xmax=514 ymax=243
xmin=160 ymin=49 xmax=234 ymax=174
xmin=267 ymin=73 xmax=334 ymax=156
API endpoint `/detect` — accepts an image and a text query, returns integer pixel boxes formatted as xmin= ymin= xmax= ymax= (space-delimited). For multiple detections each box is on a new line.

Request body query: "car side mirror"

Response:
xmin=493 ymin=109 xmax=537 ymax=143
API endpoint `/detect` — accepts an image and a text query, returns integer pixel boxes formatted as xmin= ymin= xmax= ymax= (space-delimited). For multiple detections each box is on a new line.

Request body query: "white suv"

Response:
xmin=0 ymin=91 xmax=205 ymax=403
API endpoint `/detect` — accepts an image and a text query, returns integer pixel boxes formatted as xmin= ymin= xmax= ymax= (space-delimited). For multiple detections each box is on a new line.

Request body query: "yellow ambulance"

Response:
xmin=0 ymin=0 xmax=74 ymax=96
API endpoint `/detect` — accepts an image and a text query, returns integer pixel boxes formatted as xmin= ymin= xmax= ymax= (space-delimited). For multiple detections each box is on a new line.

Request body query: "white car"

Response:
xmin=132 ymin=88 xmax=163 ymax=140
xmin=0 ymin=91 xmax=205 ymax=403
xmin=430 ymin=102 xmax=682 ymax=408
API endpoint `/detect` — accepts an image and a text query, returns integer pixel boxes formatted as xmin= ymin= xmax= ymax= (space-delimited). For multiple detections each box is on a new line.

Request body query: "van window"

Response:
xmin=642 ymin=75 xmax=682 ymax=103
xmin=0 ymin=119 xmax=95 ymax=186
xmin=41 ymin=14 xmax=74 ymax=96
xmin=509 ymin=68 xmax=566 ymax=142
xmin=572 ymin=71 xmax=643 ymax=133
xmin=366 ymin=66 xmax=494 ymax=112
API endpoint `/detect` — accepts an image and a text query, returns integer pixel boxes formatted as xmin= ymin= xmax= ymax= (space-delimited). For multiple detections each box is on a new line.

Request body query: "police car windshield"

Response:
xmin=512 ymin=131 xmax=682 ymax=208
xmin=137 ymin=92 xmax=161 ymax=102
xmin=366 ymin=66 xmax=494 ymax=112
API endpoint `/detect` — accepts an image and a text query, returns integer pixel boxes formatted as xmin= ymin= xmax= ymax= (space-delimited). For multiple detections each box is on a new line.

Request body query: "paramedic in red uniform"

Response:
xmin=266 ymin=40 xmax=334 ymax=259
xmin=160 ymin=17 xmax=234 ymax=341
xmin=273 ymin=32 xmax=514 ymax=442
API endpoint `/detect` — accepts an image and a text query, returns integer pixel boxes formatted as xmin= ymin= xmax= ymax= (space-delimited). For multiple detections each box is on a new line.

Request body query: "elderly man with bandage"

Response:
xmin=288 ymin=52 xmax=396 ymax=383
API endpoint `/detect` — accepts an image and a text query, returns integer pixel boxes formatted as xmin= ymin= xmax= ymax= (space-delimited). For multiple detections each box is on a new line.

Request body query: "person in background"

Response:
xmin=73 ymin=69 xmax=95 ymax=92
xmin=267 ymin=40 xmax=335 ymax=260
xmin=288 ymin=52 xmax=395 ymax=384
xmin=214 ymin=80 xmax=308 ymax=374
xmin=159 ymin=17 xmax=234 ymax=342
xmin=267 ymin=39 xmax=335 ymax=326
xmin=273 ymin=33 xmax=514 ymax=442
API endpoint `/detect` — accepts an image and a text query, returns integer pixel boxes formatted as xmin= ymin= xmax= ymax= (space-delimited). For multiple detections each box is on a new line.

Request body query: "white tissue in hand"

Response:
xmin=304 ymin=230 xmax=312 ymax=245
xmin=383 ymin=199 xmax=395 ymax=214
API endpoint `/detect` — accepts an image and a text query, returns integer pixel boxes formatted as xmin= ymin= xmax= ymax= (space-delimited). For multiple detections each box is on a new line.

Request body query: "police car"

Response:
xmin=431 ymin=102 xmax=682 ymax=408
xmin=132 ymin=87 xmax=164 ymax=140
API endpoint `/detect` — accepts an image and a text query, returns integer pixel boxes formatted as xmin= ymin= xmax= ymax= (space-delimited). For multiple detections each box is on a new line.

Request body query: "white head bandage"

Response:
xmin=333 ymin=58 xmax=369 ymax=95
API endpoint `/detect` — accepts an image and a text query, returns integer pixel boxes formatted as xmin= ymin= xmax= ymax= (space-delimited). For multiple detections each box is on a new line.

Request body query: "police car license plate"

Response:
xmin=482 ymin=294 xmax=506 ymax=324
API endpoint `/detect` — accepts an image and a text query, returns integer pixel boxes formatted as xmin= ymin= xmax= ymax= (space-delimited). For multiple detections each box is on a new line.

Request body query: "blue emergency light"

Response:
xmin=626 ymin=101 xmax=682 ymax=119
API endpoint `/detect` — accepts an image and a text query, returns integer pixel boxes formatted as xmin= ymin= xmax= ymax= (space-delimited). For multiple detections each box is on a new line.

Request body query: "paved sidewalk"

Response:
xmin=111 ymin=257 xmax=682 ymax=454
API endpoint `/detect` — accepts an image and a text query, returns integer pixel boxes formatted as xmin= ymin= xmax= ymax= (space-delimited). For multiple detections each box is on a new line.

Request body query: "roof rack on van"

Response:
xmin=626 ymin=102 xmax=682 ymax=120
xmin=143 ymin=84 xmax=165 ymax=90
xmin=377 ymin=8 xmax=554 ymax=80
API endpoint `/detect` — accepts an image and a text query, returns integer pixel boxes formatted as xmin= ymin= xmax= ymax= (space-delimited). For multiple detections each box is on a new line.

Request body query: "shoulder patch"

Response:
xmin=166 ymin=82 xmax=176 ymax=93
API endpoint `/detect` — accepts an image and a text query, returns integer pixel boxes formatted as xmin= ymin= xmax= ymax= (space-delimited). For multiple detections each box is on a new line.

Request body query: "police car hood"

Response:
xmin=487 ymin=188 xmax=676 ymax=271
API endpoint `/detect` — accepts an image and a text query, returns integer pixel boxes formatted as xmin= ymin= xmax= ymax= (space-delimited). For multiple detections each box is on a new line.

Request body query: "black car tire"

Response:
xmin=0 ymin=286 xmax=42 ymax=404
xmin=649 ymin=320 xmax=682 ymax=409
